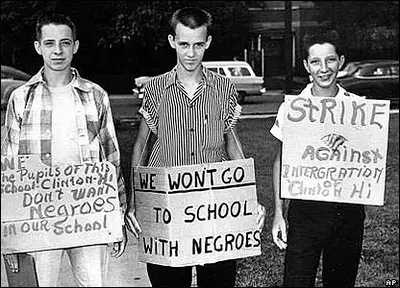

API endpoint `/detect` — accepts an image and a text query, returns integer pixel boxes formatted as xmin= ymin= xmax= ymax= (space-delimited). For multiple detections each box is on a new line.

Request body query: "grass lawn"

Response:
xmin=116 ymin=114 xmax=399 ymax=287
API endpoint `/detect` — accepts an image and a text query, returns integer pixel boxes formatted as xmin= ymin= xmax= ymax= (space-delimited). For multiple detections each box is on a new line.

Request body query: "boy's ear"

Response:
xmin=204 ymin=35 xmax=212 ymax=49
xmin=339 ymin=55 xmax=345 ymax=70
xmin=34 ymin=41 xmax=42 ymax=55
xmin=303 ymin=59 xmax=311 ymax=74
xmin=73 ymin=40 xmax=80 ymax=54
xmin=168 ymin=34 xmax=176 ymax=49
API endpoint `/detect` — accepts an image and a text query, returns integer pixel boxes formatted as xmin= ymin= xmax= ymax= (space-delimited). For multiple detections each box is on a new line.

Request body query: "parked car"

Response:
xmin=337 ymin=60 xmax=399 ymax=107
xmin=132 ymin=61 xmax=264 ymax=104
xmin=337 ymin=59 xmax=394 ymax=78
xmin=132 ymin=76 xmax=151 ymax=100
xmin=1 ymin=65 xmax=31 ymax=109
xmin=202 ymin=61 xmax=264 ymax=104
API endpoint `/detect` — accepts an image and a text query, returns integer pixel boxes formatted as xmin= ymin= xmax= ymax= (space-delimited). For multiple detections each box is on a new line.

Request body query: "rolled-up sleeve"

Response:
xmin=138 ymin=83 xmax=158 ymax=135
xmin=224 ymin=81 xmax=242 ymax=133
xmin=270 ymin=102 xmax=285 ymax=142
xmin=1 ymin=88 xmax=25 ymax=156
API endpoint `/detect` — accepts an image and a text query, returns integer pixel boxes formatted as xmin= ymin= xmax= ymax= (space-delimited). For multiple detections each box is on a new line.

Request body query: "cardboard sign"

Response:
xmin=1 ymin=155 xmax=123 ymax=254
xmin=281 ymin=95 xmax=390 ymax=206
xmin=134 ymin=158 xmax=261 ymax=267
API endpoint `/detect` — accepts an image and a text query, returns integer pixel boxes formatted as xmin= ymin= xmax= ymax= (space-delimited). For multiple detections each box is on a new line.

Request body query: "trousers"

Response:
xmin=146 ymin=259 xmax=236 ymax=287
xmin=283 ymin=200 xmax=365 ymax=287
xmin=29 ymin=244 xmax=109 ymax=287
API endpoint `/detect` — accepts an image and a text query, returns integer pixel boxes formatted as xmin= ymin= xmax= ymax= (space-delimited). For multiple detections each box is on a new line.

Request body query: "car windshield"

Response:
xmin=388 ymin=64 xmax=399 ymax=76
xmin=228 ymin=67 xmax=251 ymax=77
xmin=341 ymin=63 xmax=359 ymax=75
xmin=355 ymin=64 xmax=399 ymax=77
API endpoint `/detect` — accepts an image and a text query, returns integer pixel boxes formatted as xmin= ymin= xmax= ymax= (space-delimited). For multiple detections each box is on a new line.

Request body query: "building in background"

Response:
xmin=246 ymin=1 xmax=324 ymax=77
xmin=245 ymin=1 xmax=398 ymax=79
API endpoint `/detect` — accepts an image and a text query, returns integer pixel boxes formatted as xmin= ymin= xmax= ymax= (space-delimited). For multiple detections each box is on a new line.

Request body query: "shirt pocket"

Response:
xmin=202 ymin=114 xmax=224 ymax=151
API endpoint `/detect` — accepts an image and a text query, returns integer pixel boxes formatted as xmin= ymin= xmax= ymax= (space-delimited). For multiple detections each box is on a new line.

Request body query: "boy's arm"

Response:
xmin=271 ymin=144 xmax=287 ymax=250
xmin=225 ymin=127 xmax=245 ymax=160
xmin=225 ymin=128 xmax=266 ymax=232
xmin=125 ymin=118 xmax=150 ymax=238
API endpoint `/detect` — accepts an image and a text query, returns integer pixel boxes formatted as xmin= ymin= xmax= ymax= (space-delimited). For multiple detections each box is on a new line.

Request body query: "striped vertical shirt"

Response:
xmin=139 ymin=66 xmax=242 ymax=167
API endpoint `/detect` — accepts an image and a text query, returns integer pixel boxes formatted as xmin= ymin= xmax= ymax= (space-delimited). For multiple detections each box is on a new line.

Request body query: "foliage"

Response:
xmin=313 ymin=1 xmax=399 ymax=61
xmin=314 ymin=1 xmax=398 ymax=29
xmin=1 ymin=1 xmax=398 ymax=77
xmin=1 ymin=1 xmax=249 ymax=75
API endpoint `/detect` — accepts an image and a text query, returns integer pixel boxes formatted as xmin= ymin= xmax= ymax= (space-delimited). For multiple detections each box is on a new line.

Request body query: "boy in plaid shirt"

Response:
xmin=2 ymin=12 xmax=127 ymax=286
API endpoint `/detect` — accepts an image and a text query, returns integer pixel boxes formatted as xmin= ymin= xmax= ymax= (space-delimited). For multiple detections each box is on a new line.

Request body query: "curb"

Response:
xmin=117 ymin=112 xmax=279 ymax=124
xmin=116 ymin=109 xmax=399 ymax=124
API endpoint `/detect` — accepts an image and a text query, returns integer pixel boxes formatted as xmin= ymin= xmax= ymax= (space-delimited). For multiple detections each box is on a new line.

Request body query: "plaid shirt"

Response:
xmin=1 ymin=67 xmax=126 ymax=217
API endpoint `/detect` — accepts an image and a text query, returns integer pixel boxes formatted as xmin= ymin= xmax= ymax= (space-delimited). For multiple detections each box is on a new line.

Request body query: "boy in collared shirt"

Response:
xmin=2 ymin=12 xmax=127 ymax=286
xmin=270 ymin=29 xmax=365 ymax=287
xmin=125 ymin=6 xmax=266 ymax=288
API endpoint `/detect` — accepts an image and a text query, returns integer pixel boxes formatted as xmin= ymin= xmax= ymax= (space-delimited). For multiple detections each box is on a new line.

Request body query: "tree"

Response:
xmin=313 ymin=1 xmax=399 ymax=60
xmin=1 ymin=1 xmax=57 ymax=72
xmin=99 ymin=1 xmax=250 ymax=74
xmin=1 ymin=1 xmax=250 ymax=76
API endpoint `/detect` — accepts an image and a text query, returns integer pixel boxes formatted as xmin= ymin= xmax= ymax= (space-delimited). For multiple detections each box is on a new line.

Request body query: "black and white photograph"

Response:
xmin=1 ymin=1 xmax=398 ymax=287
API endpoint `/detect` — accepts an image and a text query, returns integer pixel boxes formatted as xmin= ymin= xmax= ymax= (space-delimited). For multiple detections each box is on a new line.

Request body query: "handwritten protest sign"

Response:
xmin=1 ymin=155 xmax=123 ymax=254
xmin=281 ymin=95 xmax=390 ymax=206
xmin=134 ymin=158 xmax=261 ymax=267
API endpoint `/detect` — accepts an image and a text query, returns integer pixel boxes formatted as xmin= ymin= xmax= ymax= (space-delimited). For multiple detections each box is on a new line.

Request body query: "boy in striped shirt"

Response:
xmin=125 ymin=7 xmax=266 ymax=288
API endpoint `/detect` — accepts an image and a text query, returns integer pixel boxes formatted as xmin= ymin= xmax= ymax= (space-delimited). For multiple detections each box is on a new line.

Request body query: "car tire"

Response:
xmin=237 ymin=91 xmax=245 ymax=104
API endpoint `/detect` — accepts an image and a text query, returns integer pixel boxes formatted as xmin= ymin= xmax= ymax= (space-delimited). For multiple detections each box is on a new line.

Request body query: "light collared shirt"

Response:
xmin=139 ymin=66 xmax=242 ymax=167
xmin=270 ymin=83 xmax=361 ymax=141
xmin=2 ymin=67 xmax=127 ymax=216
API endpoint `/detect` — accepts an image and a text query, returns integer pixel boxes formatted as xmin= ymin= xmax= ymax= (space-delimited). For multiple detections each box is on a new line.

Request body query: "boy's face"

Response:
xmin=303 ymin=42 xmax=344 ymax=90
xmin=168 ymin=23 xmax=212 ymax=73
xmin=34 ymin=24 xmax=79 ymax=73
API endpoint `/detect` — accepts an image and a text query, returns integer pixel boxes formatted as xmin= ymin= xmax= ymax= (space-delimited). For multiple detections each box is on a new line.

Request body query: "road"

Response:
xmin=107 ymin=90 xmax=286 ymax=122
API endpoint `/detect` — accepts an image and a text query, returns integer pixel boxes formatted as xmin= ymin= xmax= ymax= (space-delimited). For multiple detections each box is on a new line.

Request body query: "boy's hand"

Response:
xmin=4 ymin=254 xmax=19 ymax=273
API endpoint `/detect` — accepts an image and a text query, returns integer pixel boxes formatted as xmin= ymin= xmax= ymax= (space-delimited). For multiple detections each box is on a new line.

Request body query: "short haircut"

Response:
xmin=302 ymin=28 xmax=343 ymax=60
xmin=169 ymin=7 xmax=212 ymax=36
xmin=36 ymin=12 xmax=77 ymax=41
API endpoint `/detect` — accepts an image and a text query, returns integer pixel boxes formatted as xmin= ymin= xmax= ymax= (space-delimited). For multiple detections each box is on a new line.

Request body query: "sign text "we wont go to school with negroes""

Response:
xmin=134 ymin=158 xmax=261 ymax=267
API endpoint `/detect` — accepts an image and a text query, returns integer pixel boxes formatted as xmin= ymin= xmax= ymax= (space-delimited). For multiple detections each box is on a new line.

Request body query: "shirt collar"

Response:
xmin=25 ymin=67 xmax=91 ymax=93
xmin=300 ymin=82 xmax=349 ymax=98
xmin=165 ymin=65 xmax=215 ymax=89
